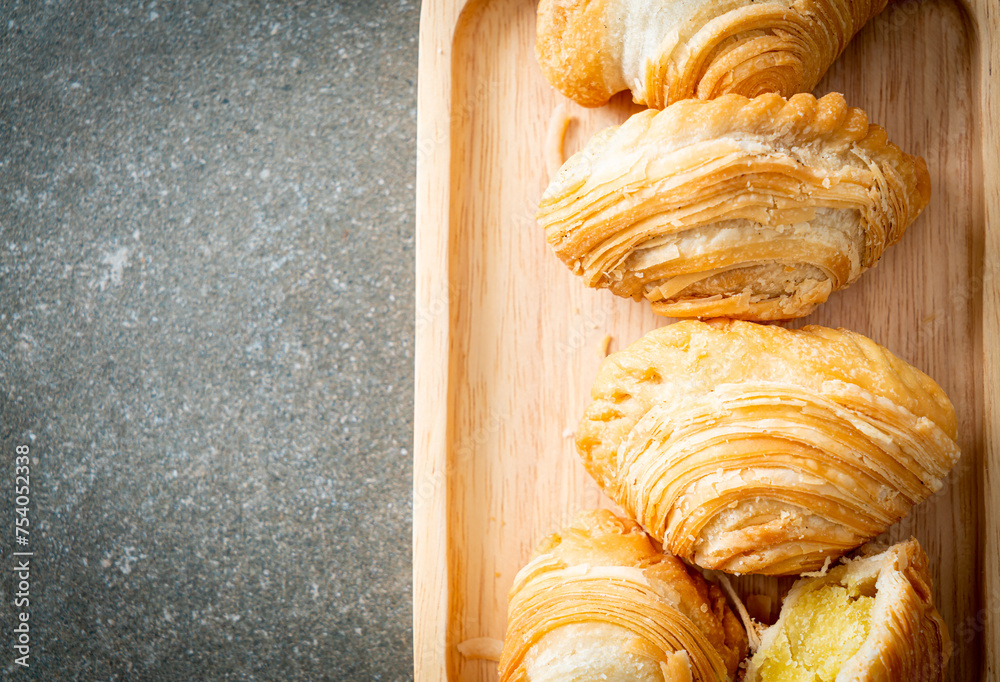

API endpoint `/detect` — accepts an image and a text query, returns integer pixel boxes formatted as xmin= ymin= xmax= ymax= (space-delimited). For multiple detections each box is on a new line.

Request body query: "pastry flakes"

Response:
xmin=499 ymin=510 xmax=747 ymax=681
xmin=539 ymin=93 xmax=930 ymax=320
xmin=576 ymin=320 xmax=960 ymax=575
xmin=536 ymin=0 xmax=889 ymax=108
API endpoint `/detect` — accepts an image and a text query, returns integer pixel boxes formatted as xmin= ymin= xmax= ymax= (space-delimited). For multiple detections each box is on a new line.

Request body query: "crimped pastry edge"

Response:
xmin=539 ymin=93 xmax=931 ymax=321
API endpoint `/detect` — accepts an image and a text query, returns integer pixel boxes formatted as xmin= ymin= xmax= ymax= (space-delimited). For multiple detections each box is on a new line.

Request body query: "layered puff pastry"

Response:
xmin=536 ymin=0 xmax=888 ymax=109
xmin=499 ymin=509 xmax=748 ymax=681
xmin=538 ymin=93 xmax=930 ymax=320
xmin=575 ymin=320 xmax=961 ymax=576
xmin=747 ymin=539 xmax=952 ymax=681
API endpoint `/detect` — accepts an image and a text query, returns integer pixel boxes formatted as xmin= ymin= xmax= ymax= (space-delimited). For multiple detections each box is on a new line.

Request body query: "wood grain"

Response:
xmin=970 ymin=0 xmax=1000 ymax=678
xmin=414 ymin=0 xmax=998 ymax=679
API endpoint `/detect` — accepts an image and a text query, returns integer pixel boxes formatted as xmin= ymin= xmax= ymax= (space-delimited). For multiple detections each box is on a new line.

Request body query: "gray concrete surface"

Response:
xmin=0 ymin=1 xmax=418 ymax=679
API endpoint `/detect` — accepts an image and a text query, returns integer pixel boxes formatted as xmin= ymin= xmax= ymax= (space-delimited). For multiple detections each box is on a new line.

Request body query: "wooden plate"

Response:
xmin=414 ymin=1 xmax=1000 ymax=679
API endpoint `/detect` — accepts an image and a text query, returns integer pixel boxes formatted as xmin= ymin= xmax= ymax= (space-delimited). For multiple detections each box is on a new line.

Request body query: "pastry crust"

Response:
xmin=746 ymin=539 xmax=952 ymax=681
xmin=498 ymin=510 xmax=748 ymax=681
xmin=576 ymin=320 xmax=960 ymax=575
xmin=536 ymin=0 xmax=889 ymax=108
xmin=538 ymin=93 xmax=930 ymax=320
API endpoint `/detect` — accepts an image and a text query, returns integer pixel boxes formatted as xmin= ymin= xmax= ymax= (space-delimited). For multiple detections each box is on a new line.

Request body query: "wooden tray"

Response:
xmin=414 ymin=1 xmax=1000 ymax=679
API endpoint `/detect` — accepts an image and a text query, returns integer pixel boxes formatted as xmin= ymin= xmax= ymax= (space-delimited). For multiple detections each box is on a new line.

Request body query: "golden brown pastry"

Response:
xmin=746 ymin=539 xmax=952 ymax=681
xmin=536 ymin=0 xmax=888 ymax=108
xmin=539 ymin=93 xmax=930 ymax=320
xmin=576 ymin=320 xmax=960 ymax=575
xmin=498 ymin=509 xmax=748 ymax=681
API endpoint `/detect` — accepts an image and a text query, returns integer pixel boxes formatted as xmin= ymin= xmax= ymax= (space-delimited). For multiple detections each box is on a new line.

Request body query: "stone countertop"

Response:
xmin=0 ymin=1 xmax=418 ymax=679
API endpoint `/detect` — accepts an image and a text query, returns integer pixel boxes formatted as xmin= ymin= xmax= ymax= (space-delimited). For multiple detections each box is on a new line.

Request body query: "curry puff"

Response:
xmin=536 ymin=0 xmax=888 ymax=108
xmin=747 ymin=539 xmax=951 ymax=681
xmin=575 ymin=320 xmax=960 ymax=575
xmin=539 ymin=93 xmax=930 ymax=320
xmin=498 ymin=509 xmax=748 ymax=681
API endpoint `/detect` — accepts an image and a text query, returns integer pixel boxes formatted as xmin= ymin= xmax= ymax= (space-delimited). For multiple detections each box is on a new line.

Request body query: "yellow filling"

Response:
xmin=754 ymin=585 xmax=874 ymax=682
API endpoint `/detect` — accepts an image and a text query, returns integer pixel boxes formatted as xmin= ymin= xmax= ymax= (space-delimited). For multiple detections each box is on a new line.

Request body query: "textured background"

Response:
xmin=0 ymin=1 xmax=418 ymax=678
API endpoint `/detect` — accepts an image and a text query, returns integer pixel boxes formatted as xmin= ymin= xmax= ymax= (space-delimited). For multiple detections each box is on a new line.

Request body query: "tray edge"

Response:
xmin=413 ymin=0 xmax=1000 ymax=679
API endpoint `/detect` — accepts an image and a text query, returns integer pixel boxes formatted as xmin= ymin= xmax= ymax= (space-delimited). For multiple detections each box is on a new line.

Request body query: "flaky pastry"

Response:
xmin=498 ymin=510 xmax=748 ymax=681
xmin=539 ymin=93 xmax=930 ymax=320
xmin=746 ymin=539 xmax=951 ymax=681
xmin=576 ymin=320 xmax=960 ymax=575
xmin=536 ymin=0 xmax=888 ymax=108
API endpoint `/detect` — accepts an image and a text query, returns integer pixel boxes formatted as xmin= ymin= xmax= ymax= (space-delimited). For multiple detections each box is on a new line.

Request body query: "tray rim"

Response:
xmin=412 ymin=0 xmax=1000 ymax=679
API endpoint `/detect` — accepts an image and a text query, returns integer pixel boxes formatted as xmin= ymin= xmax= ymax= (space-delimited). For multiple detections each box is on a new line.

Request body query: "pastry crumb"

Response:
xmin=545 ymin=103 xmax=574 ymax=181
xmin=800 ymin=555 xmax=833 ymax=578
xmin=599 ymin=334 xmax=613 ymax=357
xmin=457 ymin=637 xmax=503 ymax=662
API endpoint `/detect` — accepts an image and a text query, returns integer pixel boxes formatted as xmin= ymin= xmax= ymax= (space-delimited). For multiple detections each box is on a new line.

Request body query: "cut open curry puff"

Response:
xmin=538 ymin=93 xmax=930 ymax=320
xmin=536 ymin=0 xmax=889 ymax=108
xmin=747 ymin=539 xmax=951 ymax=681
xmin=498 ymin=509 xmax=748 ymax=681
xmin=576 ymin=320 xmax=960 ymax=575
